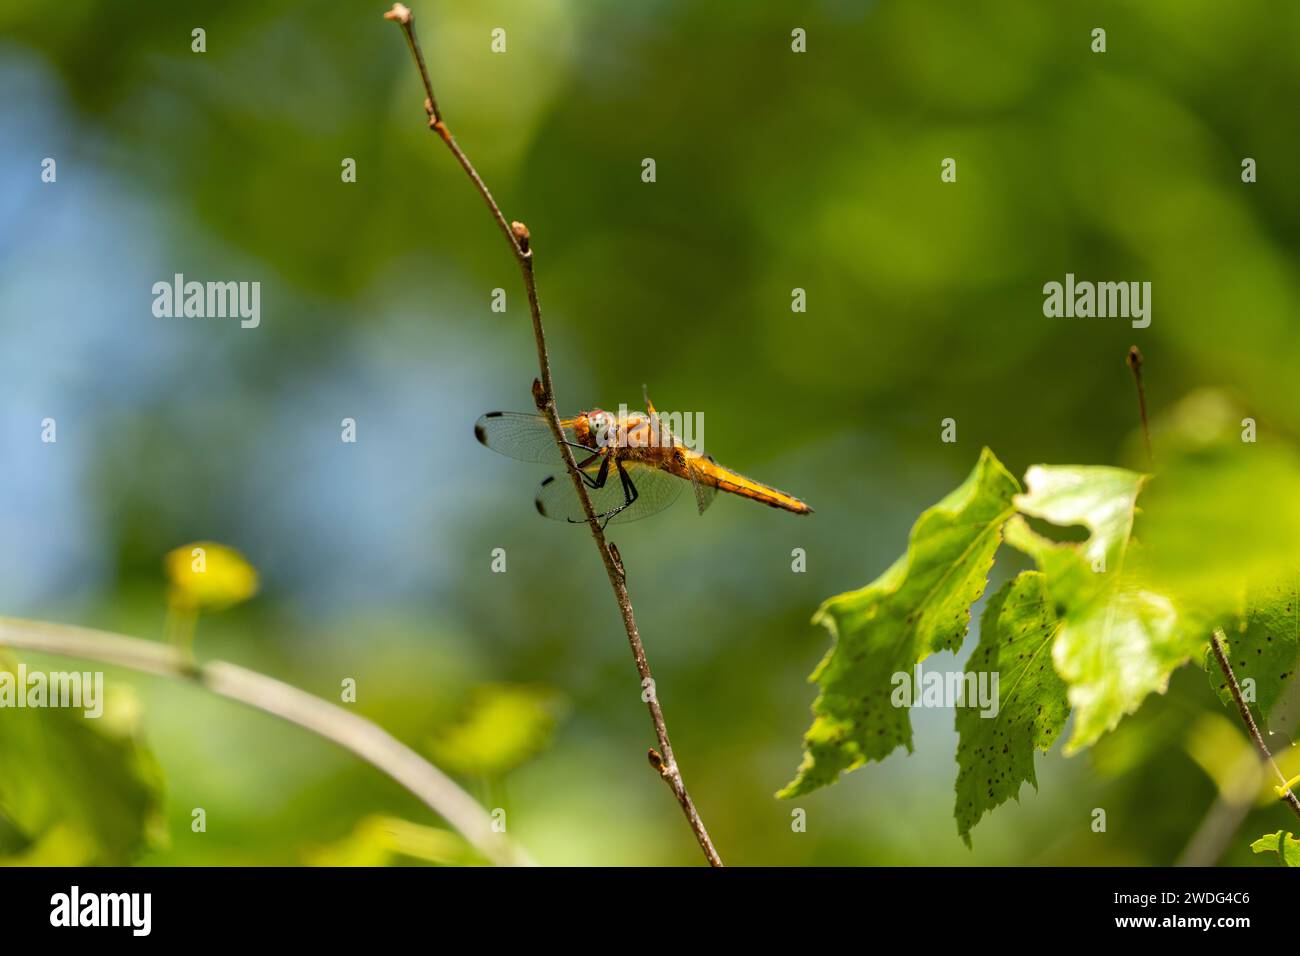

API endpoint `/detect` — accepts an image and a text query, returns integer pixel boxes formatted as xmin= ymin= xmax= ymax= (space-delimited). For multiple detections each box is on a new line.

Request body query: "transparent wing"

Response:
xmin=535 ymin=462 xmax=684 ymax=525
xmin=688 ymin=457 xmax=718 ymax=515
xmin=474 ymin=411 xmax=578 ymax=465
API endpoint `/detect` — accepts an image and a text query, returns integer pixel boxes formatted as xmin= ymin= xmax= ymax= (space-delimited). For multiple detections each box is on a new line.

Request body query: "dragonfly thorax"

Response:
xmin=579 ymin=408 xmax=684 ymax=455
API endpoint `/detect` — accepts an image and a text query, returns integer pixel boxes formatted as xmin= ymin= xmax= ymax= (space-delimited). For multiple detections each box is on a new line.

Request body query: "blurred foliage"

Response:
xmin=428 ymin=683 xmax=563 ymax=779
xmin=308 ymin=814 xmax=479 ymax=867
xmin=3 ymin=0 xmax=1300 ymax=865
xmin=1140 ymin=391 xmax=1300 ymax=602
xmin=0 ymin=670 xmax=165 ymax=865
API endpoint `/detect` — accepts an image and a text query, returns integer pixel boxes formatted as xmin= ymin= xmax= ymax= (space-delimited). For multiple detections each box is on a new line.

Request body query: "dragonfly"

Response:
xmin=474 ymin=392 xmax=813 ymax=527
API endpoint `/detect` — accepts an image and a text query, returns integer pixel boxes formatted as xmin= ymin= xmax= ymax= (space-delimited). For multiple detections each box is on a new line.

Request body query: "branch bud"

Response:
xmin=511 ymin=220 xmax=531 ymax=254
xmin=1126 ymin=344 xmax=1143 ymax=373
xmin=384 ymin=4 xmax=412 ymax=25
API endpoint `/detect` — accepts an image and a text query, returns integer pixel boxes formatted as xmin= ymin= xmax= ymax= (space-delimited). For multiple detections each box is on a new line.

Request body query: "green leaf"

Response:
xmin=955 ymin=571 xmax=1069 ymax=843
xmin=1212 ymin=572 xmax=1300 ymax=732
xmin=1015 ymin=465 xmax=1149 ymax=569
xmin=1007 ymin=465 xmax=1204 ymax=753
xmin=1250 ymin=830 xmax=1300 ymax=866
xmin=780 ymin=448 xmax=1020 ymax=798
xmin=428 ymin=684 xmax=563 ymax=779
xmin=0 ymin=667 xmax=165 ymax=865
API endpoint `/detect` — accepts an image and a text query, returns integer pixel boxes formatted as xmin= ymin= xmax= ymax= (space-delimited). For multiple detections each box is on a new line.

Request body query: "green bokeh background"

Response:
xmin=3 ymin=0 xmax=1299 ymax=865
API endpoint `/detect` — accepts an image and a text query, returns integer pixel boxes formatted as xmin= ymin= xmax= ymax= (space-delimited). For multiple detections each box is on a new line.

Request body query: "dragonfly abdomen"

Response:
xmin=693 ymin=460 xmax=812 ymax=514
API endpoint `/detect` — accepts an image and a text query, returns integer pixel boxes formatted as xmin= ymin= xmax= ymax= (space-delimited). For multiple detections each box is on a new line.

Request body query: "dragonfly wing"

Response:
xmin=534 ymin=465 xmax=621 ymax=522
xmin=688 ymin=457 xmax=718 ymax=515
xmin=609 ymin=464 xmax=685 ymax=525
xmin=534 ymin=461 xmax=683 ymax=524
xmin=474 ymin=411 xmax=577 ymax=465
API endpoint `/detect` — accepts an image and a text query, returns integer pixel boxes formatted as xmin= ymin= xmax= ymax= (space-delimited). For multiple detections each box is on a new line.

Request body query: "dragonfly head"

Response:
xmin=580 ymin=409 xmax=614 ymax=449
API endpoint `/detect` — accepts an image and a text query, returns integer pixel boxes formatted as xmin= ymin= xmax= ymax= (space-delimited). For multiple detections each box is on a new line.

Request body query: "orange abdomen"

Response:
xmin=694 ymin=459 xmax=812 ymax=514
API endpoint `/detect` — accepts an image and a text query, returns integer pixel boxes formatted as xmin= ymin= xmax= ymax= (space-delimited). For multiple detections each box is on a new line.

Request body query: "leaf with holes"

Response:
xmin=1006 ymin=465 xmax=1205 ymax=753
xmin=955 ymin=571 xmax=1069 ymax=843
xmin=779 ymin=448 xmax=1019 ymax=798
xmin=1211 ymin=572 xmax=1300 ymax=733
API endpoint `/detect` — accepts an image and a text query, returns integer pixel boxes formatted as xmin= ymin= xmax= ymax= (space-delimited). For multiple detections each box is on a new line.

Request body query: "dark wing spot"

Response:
xmin=475 ymin=412 xmax=505 ymax=444
xmin=535 ymin=475 xmax=555 ymax=517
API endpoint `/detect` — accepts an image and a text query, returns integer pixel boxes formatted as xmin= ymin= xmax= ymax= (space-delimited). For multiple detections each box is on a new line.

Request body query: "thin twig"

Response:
xmin=384 ymin=3 xmax=722 ymax=865
xmin=1126 ymin=345 xmax=1153 ymax=466
xmin=1209 ymin=629 xmax=1300 ymax=821
xmin=1179 ymin=676 xmax=1300 ymax=865
xmin=0 ymin=616 xmax=533 ymax=866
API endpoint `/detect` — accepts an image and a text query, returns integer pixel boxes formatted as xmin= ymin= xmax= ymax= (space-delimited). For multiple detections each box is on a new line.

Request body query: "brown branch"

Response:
xmin=1126 ymin=345 xmax=1153 ymax=466
xmin=384 ymin=3 xmax=722 ymax=866
xmin=1209 ymin=629 xmax=1300 ymax=821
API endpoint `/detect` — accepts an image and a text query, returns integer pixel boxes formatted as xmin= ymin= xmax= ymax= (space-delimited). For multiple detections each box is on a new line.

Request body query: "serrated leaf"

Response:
xmin=1250 ymin=831 xmax=1300 ymax=866
xmin=0 ymin=667 xmax=165 ymax=865
xmin=780 ymin=448 xmax=1020 ymax=798
xmin=955 ymin=571 xmax=1068 ymax=843
xmin=1015 ymin=465 xmax=1148 ymax=569
xmin=1007 ymin=465 xmax=1204 ymax=753
xmin=1212 ymin=572 xmax=1300 ymax=733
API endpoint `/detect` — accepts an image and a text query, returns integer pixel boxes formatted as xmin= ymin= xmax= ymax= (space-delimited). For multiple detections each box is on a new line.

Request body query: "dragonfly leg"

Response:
xmin=575 ymin=451 xmax=607 ymax=489
xmin=598 ymin=462 xmax=640 ymax=529
xmin=565 ymin=459 xmax=638 ymax=528
xmin=563 ymin=439 xmax=602 ymax=459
